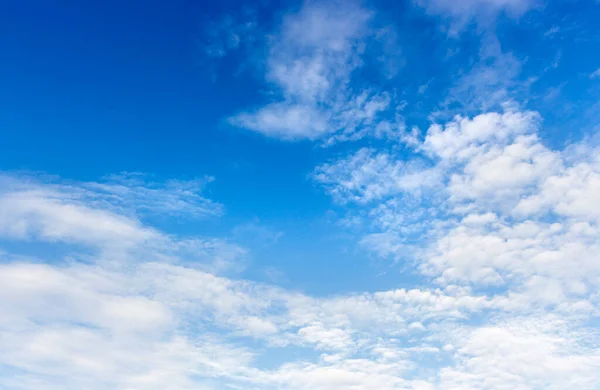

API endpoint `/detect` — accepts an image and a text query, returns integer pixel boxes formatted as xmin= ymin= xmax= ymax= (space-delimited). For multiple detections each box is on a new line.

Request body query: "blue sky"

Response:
xmin=1 ymin=0 xmax=600 ymax=389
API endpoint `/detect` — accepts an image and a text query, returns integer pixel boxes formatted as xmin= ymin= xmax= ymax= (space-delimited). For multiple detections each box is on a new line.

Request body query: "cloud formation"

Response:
xmin=3 ymin=104 xmax=600 ymax=390
xmin=1 ymin=170 xmax=582 ymax=389
xmin=3 ymin=0 xmax=600 ymax=389
xmin=229 ymin=0 xmax=403 ymax=143
xmin=415 ymin=0 xmax=537 ymax=33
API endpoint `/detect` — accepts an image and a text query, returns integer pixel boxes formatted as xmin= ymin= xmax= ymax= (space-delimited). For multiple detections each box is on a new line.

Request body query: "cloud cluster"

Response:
xmin=3 ymin=128 xmax=600 ymax=387
xmin=3 ymin=169 xmax=584 ymax=389
xmin=317 ymin=108 xmax=600 ymax=281
xmin=3 ymin=0 xmax=600 ymax=388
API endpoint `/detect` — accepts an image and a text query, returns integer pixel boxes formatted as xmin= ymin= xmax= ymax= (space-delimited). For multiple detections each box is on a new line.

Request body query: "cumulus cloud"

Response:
xmin=316 ymin=107 xmax=600 ymax=265
xmin=314 ymin=106 xmax=600 ymax=388
xmin=439 ymin=316 xmax=600 ymax=389
xmin=515 ymin=148 xmax=600 ymax=222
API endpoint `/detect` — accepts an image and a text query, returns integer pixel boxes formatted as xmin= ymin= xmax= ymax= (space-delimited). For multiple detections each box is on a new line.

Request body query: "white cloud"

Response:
xmin=439 ymin=317 xmax=600 ymax=389
xmin=84 ymin=173 xmax=223 ymax=218
xmin=416 ymin=0 xmax=536 ymax=33
xmin=515 ymin=147 xmax=600 ymax=222
xmin=315 ymin=107 xmax=600 ymax=316
xmin=297 ymin=323 xmax=355 ymax=350
xmin=590 ymin=68 xmax=600 ymax=79
xmin=266 ymin=359 xmax=414 ymax=390
xmin=429 ymin=34 xmax=531 ymax=121
xmin=418 ymin=111 xmax=599 ymax=300
xmin=0 ymin=172 xmax=518 ymax=390
xmin=424 ymin=218 xmax=600 ymax=293
xmin=0 ymin=174 xmax=240 ymax=270
xmin=314 ymin=148 xmax=441 ymax=204
xmin=360 ymin=231 xmax=407 ymax=260
xmin=0 ymin=261 xmax=257 ymax=390
xmin=443 ymin=54 xmax=523 ymax=115
xmin=0 ymin=186 xmax=158 ymax=248
xmin=228 ymin=1 xmax=401 ymax=143
xmin=3 ymin=132 xmax=600 ymax=390
xmin=447 ymin=134 xmax=561 ymax=206
xmin=0 ymin=172 xmax=222 ymax=223
xmin=422 ymin=110 xmax=539 ymax=161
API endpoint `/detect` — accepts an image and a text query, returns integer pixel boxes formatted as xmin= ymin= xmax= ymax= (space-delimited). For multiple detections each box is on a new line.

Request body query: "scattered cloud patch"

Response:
xmin=316 ymin=107 xmax=600 ymax=316
xmin=415 ymin=0 xmax=537 ymax=33
xmin=6 ymin=171 xmax=588 ymax=388
xmin=229 ymin=0 xmax=403 ymax=143
xmin=203 ymin=9 xmax=260 ymax=59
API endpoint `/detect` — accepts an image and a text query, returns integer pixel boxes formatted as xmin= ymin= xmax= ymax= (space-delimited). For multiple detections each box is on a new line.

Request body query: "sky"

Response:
xmin=1 ymin=0 xmax=600 ymax=389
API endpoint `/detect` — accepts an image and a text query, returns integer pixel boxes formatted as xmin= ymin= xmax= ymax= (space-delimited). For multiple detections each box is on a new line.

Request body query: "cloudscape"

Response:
xmin=1 ymin=0 xmax=600 ymax=388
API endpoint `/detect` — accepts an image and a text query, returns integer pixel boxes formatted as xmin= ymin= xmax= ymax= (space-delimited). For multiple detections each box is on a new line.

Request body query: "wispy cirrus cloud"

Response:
xmin=0 ymin=172 xmax=223 ymax=223
xmin=86 ymin=172 xmax=223 ymax=218
xmin=0 ymin=173 xmax=238 ymax=269
xmin=314 ymin=147 xmax=441 ymax=204
xmin=228 ymin=0 xmax=405 ymax=143
xmin=415 ymin=0 xmax=537 ymax=33
xmin=203 ymin=11 xmax=259 ymax=59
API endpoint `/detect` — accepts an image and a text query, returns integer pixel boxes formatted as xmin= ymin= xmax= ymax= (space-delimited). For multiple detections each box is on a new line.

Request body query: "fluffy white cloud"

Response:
xmin=0 ymin=261 xmax=256 ymax=390
xmin=422 ymin=110 xmax=539 ymax=161
xmin=0 ymin=184 xmax=158 ymax=248
xmin=447 ymin=134 xmax=560 ymax=203
xmin=514 ymin=149 xmax=600 ymax=222
xmin=314 ymin=106 xmax=600 ymax=387
xmin=439 ymin=317 xmax=600 ymax=389
xmin=417 ymin=111 xmax=600 ymax=298
xmin=423 ymin=111 xmax=564 ymax=210
xmin=317 ymin=109 xmax=600 ymax=293
xmin=425 ymin=218 xmax=600 ymax=294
